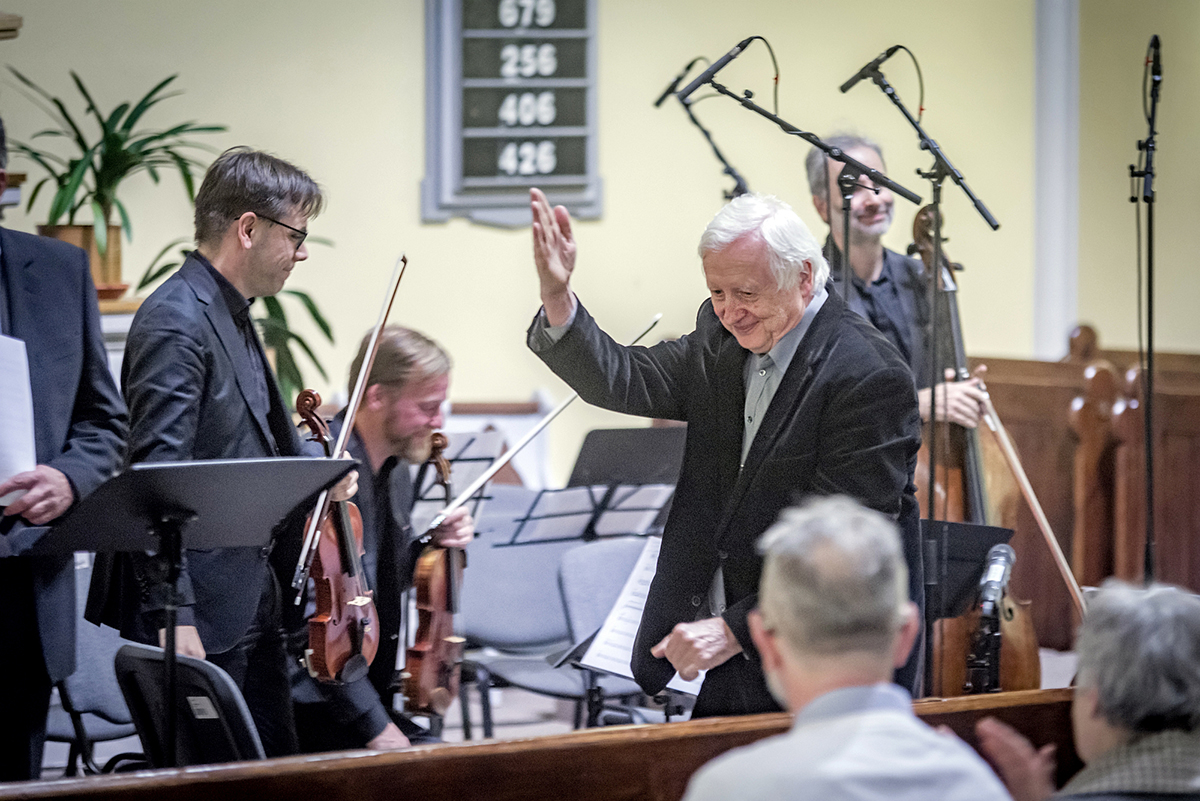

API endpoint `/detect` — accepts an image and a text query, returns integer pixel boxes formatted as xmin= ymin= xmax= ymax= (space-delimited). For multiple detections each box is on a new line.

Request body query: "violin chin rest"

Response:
xmin=339 ymin=654 xmax=369 ymax=684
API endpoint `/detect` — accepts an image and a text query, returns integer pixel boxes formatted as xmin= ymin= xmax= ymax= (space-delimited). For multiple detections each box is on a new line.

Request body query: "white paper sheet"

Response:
xmin=0 ymin=335 xmax=36 ymax=505
xmin=580 ymin=535 xmax=706 ymax=695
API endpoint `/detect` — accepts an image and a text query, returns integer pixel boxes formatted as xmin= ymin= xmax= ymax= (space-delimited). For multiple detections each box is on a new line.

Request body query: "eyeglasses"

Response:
xmin=256 ymin=213 xmax=308 ymax=252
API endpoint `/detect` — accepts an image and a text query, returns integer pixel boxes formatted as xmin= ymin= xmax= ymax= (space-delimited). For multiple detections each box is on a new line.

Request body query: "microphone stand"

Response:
xmin=850 ymin=64 xmax=1000 ymax=524
xmin=702 ymin=79 xmax=923 ymax=207
xmin=1130 ymin=42 xmax=1162 ymax=583
xmin=679 ymin=98 xmax=750 ymax=200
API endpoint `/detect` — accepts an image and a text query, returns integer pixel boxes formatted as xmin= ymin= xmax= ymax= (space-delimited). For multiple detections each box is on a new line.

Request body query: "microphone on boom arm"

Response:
xmin=839 ymin=45 xmax=901 ymax=93
xmin=676 ymin=36 xmax=756 ymax=103
xmin=654 ymin=57 xmax=706 ymax=107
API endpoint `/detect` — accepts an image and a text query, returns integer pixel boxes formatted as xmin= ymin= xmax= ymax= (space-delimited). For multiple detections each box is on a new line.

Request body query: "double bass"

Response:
xmin=908 ymin=206 xmax=1045 ymax=696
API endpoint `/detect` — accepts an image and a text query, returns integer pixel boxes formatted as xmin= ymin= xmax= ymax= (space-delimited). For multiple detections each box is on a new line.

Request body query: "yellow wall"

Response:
xmin=1 ymin=0 xmax=1036 ymax=483
xmin=1078 ymin=0 xmax=1199 ymax=353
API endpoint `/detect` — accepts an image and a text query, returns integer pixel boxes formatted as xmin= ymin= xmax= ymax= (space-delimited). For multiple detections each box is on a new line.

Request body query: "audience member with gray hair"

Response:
xmin=978 ymin=580 xmax=1200 ymax=801
xmin=527 ymin=184 xmax=923 ymax=715
xmin=683 ymin=497 xmax=1009 ymax=801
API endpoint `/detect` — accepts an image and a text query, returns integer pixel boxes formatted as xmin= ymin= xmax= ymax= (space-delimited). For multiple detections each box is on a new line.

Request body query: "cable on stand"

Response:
xmin=1129 ymin=35 xmax=1162 ymax=583
xmin=654 ymin=53 xmax=757 ymax=201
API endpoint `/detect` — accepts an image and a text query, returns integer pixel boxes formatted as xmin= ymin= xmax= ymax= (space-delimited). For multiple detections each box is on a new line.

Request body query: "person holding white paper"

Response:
xmin=0 ymin=116 xmax=128 ymax=782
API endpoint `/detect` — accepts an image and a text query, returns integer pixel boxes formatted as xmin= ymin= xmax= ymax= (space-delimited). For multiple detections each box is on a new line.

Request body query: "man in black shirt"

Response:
xmin=288 ymin=326 xmax=472 ymax=752
xmin=88 ymin=147 xmax=356 ymax=757
xmin=805 ymin=134 xmax=986 ymax=428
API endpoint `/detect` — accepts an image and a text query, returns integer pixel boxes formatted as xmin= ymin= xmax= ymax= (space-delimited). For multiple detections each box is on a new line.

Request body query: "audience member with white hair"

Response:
xmin=978 ymin=581 xmax=1200 ymax=801
xmin=682 ymin=497 xmax=1009 ymax=801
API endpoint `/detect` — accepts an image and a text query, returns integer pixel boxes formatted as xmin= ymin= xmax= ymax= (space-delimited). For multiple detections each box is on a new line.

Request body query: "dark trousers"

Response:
xmin=293 ymin=703 xmax=438 ymax=753
xmin=207 ymin=571 xmax=298 ymax=758
xmin=0 ymin=558 xmax=54 ymax=782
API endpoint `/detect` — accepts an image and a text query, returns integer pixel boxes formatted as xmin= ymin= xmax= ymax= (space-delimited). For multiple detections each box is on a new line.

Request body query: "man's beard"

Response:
xmin=848 ymin=207 xmax=893 ymax=244
xmin=400 ymin=429 xmax=434 ymax=463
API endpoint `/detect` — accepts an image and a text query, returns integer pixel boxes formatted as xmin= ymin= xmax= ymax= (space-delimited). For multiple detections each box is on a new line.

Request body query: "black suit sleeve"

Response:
xmin=45 ymin=248 xmax=127 ymax=502
xmin=121 ymin=301 xmax=210 ymax=626
xmin=528 ymin=301 xmax=693 ymax=422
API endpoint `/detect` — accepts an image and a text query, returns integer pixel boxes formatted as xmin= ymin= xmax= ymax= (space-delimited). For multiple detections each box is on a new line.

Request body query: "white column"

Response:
xmin=1033 ymin=0 xmax=1080 ymax=359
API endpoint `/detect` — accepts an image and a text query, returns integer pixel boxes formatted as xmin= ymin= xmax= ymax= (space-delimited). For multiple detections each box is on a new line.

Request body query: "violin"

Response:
xmin=296 ymin=389 xmax=379 ymax=684
xmin=396 ymin=313 xmax=666 ymax=716
xmin=908 ymin=206 xmax=1041 ymax=696
xmin=402 ymin=433 xmax=466 ymax=717
xmin=290 ymin=254 xmax=409 ymax=682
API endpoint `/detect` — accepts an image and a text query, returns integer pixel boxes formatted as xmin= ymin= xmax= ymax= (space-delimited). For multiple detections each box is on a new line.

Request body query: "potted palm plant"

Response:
xmin=8 ymin=67 xmax=225 ymax=296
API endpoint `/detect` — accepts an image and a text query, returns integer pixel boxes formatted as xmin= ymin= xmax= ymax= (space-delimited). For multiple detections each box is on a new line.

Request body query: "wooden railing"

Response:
xmin=0 ymin=689 xmax=1077 ymax=801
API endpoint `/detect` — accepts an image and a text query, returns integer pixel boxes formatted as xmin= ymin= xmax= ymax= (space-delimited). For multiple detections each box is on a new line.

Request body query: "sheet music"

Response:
xmin=0 ymin=335 xmax=36 ymax=505
xmin=580 ymin=535 xmax=706 ymax=695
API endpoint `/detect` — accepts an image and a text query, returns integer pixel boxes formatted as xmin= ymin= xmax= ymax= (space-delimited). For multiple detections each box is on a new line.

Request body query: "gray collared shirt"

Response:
xmin=740 ymin=285 xmax=827 ymax=466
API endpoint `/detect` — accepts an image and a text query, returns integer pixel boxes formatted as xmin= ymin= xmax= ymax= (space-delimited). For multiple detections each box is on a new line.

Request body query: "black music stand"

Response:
xmin=921 ymin=519 xmax=1013 ymax=695
xmin=38 ymin=457 xmax=355 ymax=767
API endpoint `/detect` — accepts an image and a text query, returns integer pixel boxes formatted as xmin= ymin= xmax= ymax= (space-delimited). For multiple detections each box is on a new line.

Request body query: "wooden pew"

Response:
xmin=0 ymin=689 xmax=1078 ymax=801
xmin=1110 ymin=369 xmax=1200 ymax=590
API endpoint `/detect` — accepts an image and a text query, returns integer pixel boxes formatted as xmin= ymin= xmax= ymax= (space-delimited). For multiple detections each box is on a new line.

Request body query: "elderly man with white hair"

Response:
xmin=527 ymin=188 xmax=923 ymax=716
xmin=978 ymin=581 xmax=1200 ymax=801
xmin=682 ymin=497 xmax=1009 ymax=801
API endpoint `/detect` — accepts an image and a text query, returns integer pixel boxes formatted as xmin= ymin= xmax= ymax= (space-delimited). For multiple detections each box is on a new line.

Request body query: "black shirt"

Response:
xmin=193 ymin=251 xmax=279 ymax=453
xmin=826 ymin=238 xmax=948 ymax=389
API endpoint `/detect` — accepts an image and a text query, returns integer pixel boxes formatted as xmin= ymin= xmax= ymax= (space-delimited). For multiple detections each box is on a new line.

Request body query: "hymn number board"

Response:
xmin=423 ymin=0 xmax=602 ymax=227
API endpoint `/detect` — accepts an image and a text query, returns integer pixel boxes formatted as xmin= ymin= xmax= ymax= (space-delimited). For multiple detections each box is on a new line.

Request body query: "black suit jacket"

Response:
xmin=87 ymin=254 xmax=303 ymax=654
xmin=0 ymin=227 xmax=127 ymax=683
xmin=531 ymin=288 xmax=921 ymax=715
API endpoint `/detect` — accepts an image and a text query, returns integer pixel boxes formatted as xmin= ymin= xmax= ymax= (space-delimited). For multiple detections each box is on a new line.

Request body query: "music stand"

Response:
xmin=921 ymin=519 xmax=1013 ymax=695
xmin=38 ymin=457 xmax=355 ymax=767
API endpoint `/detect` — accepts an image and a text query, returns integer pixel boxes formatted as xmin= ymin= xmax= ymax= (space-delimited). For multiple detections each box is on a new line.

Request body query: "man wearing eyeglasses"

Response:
xmin=88 ymin=147 xmax=355 ymax=757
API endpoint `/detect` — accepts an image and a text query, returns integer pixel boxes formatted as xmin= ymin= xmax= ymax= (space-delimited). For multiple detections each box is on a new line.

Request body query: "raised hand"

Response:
xmin=530 ymin=187 xmax=578 ymax=326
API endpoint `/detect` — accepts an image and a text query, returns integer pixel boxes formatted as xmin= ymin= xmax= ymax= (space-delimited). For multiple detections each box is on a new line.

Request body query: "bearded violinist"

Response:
xmin=287 ymin=326 xmax=472 ymax=752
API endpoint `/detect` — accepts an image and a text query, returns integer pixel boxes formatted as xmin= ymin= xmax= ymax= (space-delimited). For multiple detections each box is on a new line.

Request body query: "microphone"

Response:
xmin=676 ymin=37 xmax=756 ymax=103
xmin=655 ymin=57 xmax=705 ymax=108
xmin=1150 ymin=34 xmax=1162 ymax=83
xmin=978 ymin=544 xmax=1016 ymax=614
xmin=839 ymin=45 xmax=901 ymax=94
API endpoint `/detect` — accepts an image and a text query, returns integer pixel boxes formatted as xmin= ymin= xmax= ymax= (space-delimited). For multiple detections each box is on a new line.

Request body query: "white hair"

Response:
xmin=757 ymin=496 xmax=908 ymax=657
xmin=698 ymin=193 xmax=830 ymax=292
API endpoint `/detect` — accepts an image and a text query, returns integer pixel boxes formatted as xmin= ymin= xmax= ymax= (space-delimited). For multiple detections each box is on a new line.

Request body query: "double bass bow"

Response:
xmin=291 ymin=255 xmax=409 ymax=683
xmin=400 ymin=312 xmax=665 ymax=717
xmin=908 ymin=208 xmax=1047 ymax=695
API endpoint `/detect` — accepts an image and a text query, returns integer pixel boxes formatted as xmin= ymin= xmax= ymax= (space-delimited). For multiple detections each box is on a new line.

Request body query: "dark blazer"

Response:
xmin=531 ymin=288 xmax=921 ymax=716
xmin=0 ymin=227 xmax=127 ymax=683
xmin=87 ymin=254 xmax=303 ymax=654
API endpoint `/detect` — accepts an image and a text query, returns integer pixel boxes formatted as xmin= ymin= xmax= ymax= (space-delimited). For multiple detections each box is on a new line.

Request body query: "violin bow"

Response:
xmin=292 ymin=255 xmax=409 ymax=599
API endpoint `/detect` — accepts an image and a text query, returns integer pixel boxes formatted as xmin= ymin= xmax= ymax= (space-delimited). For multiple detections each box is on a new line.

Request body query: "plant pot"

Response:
xmin=38 ymin=223 xmax=128 ymax=299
